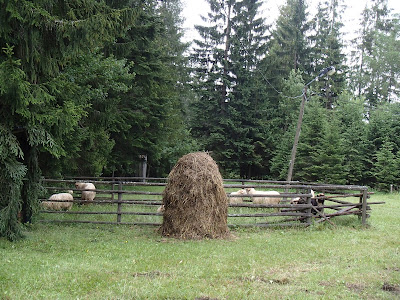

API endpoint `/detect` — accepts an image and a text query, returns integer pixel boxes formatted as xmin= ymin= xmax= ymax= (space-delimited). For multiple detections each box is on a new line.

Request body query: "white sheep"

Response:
xmin=75 ymin=182 xmax=96 ymax=203
xmin=291 ymin=190 xmax=315 ymax=204
xmin=42 ymin=190 xmax=74 ymax=211
xmin=157 ymin=205 xmax=165 ymax=213
xmin=246 ymin=188 xmax=281 ymax=206
xmin=229 ymin=188 xmax=247 ymax=204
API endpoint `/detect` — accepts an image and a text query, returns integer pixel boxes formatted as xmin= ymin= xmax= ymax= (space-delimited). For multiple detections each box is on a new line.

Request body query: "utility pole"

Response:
xmin=287 ymin=86 xmax=307 ymax=183
xmin=286 ymin=66 xmax=335 ymax=183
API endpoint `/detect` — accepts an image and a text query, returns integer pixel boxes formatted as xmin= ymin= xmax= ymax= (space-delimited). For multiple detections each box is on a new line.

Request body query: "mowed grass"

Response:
xmin=1 ymin=193 xmax=400 ymax=299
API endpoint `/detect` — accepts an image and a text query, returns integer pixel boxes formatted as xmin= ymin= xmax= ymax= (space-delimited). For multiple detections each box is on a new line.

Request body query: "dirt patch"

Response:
xmin=382 ymin=282 xmax=400 ymax=295
xmin=346 ymin=283 xmax=366 ymax=293
xmin=239 ymin=275 xmax=290 ymax=285
xmin=319 ymin=281 xmax=335 ymax=287
xmin=132 ymin=270 xmax=169 ymax=278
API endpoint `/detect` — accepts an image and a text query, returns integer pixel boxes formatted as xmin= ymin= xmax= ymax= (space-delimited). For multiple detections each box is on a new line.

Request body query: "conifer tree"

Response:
xmin=293 ymin=97 xmax=327 ymax=182
xmin=0 ymin=0 xmax=136 ymax=240
xmin=106 ymin=0 xmax=193 ymax=176
xmin=336 ymin=93 xmax=370 ymax=185
xmin=316 ymin=113 xmax=347 ymax=184
xmin=372 ymin=140 xmax=399 ymax=191
xmin=267 ymin=0 xmax=311 ymax=79
xmin=270 ymin=70 xmax=305 ymax=180
xmin=308 ymin=0 xmax=346 ymax=109
xmin=349 ymin=0 xmax=398 ymax=109
xmin=190 ymin=0 xmax=269 ymax=177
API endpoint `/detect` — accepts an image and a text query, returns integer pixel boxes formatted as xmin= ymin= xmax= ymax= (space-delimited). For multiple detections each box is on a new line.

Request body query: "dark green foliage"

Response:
xmin=293 ymin=98 xmax=327 ymax=182
xmin=190 ymin=0 xmax=270 ymax=178
xmin=270 ymin=70 xmax=305 ymax=180
xmin=308 ymin=0 xmax=347 ymax=109
xmin=0 ymin=124 xmax=26 ymax=240
xmin=105 ymin=0 xmax=194 ymax=176
xmin=39 ymin=52 xmax=134 ymax=177
xmin=268 ymin=0 xmax=310 ymax=78
xmin=372 ymin=140 xmax=399 ymax=192
xmin=335 ymin=94 xmax=370 ymax=185
xmin=317 ymin=114 xmax=347 ymax=184
xmin=0 ymin=0 xmax=137 ymax=240
xmin=0 ymin=45 xmax=72 ymax=240
xmin=349 ymin=0 xmax=398 ymax=109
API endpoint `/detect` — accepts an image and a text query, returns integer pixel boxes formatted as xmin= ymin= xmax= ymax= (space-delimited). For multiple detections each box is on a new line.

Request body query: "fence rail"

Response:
xmin=39 ymin=177 xmax=380 ymax=228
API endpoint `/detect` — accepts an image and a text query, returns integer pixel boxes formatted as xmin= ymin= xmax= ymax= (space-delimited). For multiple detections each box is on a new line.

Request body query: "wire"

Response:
xmin=235 ymin=33 xmax=335 ymax=100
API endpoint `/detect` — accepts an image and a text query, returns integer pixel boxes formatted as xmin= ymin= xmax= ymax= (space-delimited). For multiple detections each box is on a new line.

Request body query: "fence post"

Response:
xmin=361 ymin=188 xmax=368 ymax=226
xmin=111 ymin=175 xmax=115 ymax=201
xmin=306 ymin=189 xmax=312 ymax=225
xmin=117 ymin=182 xmax=122 ymax=223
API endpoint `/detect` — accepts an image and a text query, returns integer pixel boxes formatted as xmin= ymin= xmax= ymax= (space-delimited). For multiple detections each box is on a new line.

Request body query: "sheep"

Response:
xmin=290 ymin=190 xmax=326 ymax=215
xmin=75 ymin=182 xmax=96 ymax=203
xmin=42 ymin=190 xmax=74 ymax=211
xmin=246 ymin=188 xmax=281 ymax=208
xmin=229 ymin=188 xmax=247 ymax=204
xmin=157 ymin=205 xmax=165 ymax=213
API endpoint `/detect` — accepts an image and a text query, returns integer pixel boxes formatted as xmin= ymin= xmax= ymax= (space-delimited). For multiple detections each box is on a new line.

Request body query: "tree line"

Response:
xmin=0 ymin=0 xmax=399 ymax=239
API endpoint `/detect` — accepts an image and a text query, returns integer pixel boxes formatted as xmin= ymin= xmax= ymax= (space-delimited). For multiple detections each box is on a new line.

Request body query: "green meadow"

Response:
xmin=1 ymin=193 xmax=399 ymax=299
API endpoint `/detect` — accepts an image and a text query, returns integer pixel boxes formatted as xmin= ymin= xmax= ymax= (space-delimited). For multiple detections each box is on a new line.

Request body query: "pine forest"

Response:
xmin=0 ymin=0 xmax=399 ymax=239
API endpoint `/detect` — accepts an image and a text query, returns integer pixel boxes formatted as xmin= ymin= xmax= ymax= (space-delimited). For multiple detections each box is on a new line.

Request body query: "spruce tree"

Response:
xmin=269 ymin=70 xmax=305 ymax=180
xmin=190 ymin=0 xmax=269 ymax=178
xmin=316 ymin=112 xmax=347 ymax=184
xmin=336 ymin=93 xmax=370 ymax=185
xmin=267 ymin=0 xmax=311 ymax=79
xmin=292 ymin=97 xmax=326 ymax=182
xmin=308 ymin=0 xmax=346 ymax=109
xmin=0 ymin=0 xmax=136 ymax=240
xmin=106 ymin=0 xmax=193 ymax=176
xmin=349 ymin=0 xmax=398 ymax=109
xmin=189 ymin=0 xmax=234 ymax=169
xmin=373 ymin=139 xmax=399 ymax=191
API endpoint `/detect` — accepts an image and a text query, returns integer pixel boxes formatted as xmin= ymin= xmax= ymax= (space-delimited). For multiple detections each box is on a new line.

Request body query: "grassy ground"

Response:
xmin=1 ymin=193 xmax=399 ymax=299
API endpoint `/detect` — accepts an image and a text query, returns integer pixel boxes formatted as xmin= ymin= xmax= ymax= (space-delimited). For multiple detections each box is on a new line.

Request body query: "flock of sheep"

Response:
xmin=41 ymin=182 xmax=96 ymax=211
xmin=229 ymin=187 xmax=282 ymax=206
xmin=229 ymin=188 xmax=325 ymax=214
xmin=42 ymin=183 xmax=325 ymax=215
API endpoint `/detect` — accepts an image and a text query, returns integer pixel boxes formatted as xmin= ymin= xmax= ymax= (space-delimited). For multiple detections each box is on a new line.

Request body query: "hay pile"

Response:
xmin=160 ymin=152 xmax=230 ymax=239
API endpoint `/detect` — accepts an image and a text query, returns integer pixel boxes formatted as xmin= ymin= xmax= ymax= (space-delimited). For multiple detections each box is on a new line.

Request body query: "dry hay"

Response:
xmin=160 ymin=152 xmax=230 ymax=239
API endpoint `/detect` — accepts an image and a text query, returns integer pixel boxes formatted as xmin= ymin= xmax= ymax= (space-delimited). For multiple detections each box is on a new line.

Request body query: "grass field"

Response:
xmin=1 ymin=193 xmax=399 ymax=299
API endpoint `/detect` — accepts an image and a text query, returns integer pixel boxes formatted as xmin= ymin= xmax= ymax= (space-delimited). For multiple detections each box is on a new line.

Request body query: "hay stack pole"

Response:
xmin=160 ymin=152 xmax=230 ymax=239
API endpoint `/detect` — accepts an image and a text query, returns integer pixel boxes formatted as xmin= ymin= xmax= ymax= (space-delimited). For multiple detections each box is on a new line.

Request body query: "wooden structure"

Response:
xmin=39 ymin=177 xmax=382 ymax=228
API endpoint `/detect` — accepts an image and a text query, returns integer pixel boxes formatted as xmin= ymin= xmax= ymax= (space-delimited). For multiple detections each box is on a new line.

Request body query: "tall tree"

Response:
xmin=291 ymin=96 xmax=348 ymax=184
xmin=335 ymin=93 xmax=370 ymax=185
xmin=267 ymin=0 xmax=311 ymax=79
xmin=308 ymin=0 xmax=347 ymax=109
xmin=269 ymin=70 xmax=305 ymax=180
xmin=0 ymin=0 xmax=136 ymax=240
xmin=106 ymin=0 xmax=194 ymax=177
xmin=349 ymin=0 xmax=398 ymax=109
xmin=372 ymin=139 xmax=399 ymax=191
xmin=190 ymin=0 xmax=269 ymax=178
xmin=258 ymin=0 xmax=310 ymax=134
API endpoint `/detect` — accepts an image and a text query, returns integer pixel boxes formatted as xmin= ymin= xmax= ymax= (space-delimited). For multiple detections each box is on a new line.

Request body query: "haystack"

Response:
xmin=160 ymin=152 xmax=230 ymax=239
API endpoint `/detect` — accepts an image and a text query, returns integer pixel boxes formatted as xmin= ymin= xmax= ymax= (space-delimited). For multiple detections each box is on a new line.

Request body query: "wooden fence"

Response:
xmin=39 ymin=177 xmax=382 ymax=228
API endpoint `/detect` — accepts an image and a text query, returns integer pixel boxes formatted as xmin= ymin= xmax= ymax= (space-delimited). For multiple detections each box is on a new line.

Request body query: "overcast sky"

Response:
xmin=181 ymin=0 xmax=400 ymax=44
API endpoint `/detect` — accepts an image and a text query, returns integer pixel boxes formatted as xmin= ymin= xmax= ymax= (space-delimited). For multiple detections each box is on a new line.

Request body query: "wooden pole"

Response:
xmin=306 ymin=188 xmax=312 ymax=225
xmin=117 ymin=182 xmax=122 ymax=223
xmin=361 ymin=189 xmax=368 ymax=226
xmin=111 ymin=173 xmax=115 ymax=201
xmin=287 ymin=86 xmax=307 ymax=183
xmin=284 ymin=87 xmax=307 ymax=200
